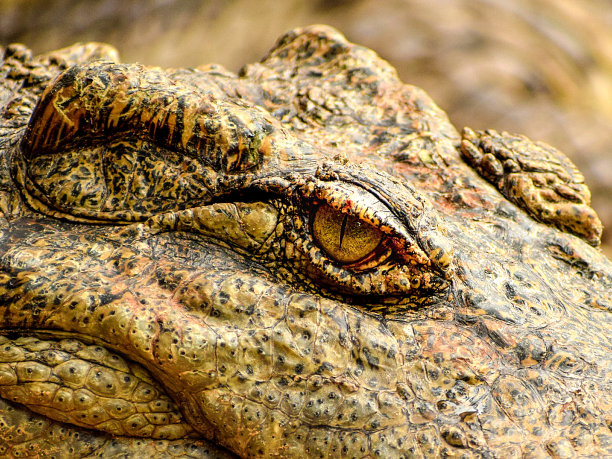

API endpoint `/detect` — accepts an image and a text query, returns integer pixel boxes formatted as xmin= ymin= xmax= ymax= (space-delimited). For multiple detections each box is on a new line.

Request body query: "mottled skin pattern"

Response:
xmin=0 ymin=26 xmax=610 ymax=458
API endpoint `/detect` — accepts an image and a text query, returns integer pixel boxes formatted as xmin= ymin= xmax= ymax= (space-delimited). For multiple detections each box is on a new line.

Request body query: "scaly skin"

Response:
xmin=0 ymin=26 xmax=610 ymax=458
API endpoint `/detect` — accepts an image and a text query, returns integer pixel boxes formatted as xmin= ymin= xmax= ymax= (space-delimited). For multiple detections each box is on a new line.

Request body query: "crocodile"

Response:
xmin=0 ymin=25 xmax=610 ymax=458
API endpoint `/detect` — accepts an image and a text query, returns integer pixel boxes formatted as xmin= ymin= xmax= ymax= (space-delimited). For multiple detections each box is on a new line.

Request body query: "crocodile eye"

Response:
xmin=312 ymin=204 xmax=383 ymax=264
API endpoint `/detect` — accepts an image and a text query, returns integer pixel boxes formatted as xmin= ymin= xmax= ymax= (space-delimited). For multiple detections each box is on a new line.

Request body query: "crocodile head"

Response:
xmin=0 ymin=26 xmax=610 ymax=458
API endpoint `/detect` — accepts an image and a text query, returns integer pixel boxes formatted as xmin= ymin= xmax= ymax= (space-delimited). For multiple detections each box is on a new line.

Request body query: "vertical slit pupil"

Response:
xmin=339 ymin=214 xmax=348 ymax=248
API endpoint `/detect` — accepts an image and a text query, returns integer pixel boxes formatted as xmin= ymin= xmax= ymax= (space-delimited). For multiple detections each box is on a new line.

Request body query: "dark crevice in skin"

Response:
xmin=455 ymin=313 xmax=512 ymax=349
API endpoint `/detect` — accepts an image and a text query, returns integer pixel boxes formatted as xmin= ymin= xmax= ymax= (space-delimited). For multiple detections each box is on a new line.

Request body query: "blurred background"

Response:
xmin=2 ymin=0 xmax=611 ymax=256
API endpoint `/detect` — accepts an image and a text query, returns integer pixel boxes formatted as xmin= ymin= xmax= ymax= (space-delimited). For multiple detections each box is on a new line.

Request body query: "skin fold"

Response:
xmin=0 ymin=26 xmax=610 ymax=458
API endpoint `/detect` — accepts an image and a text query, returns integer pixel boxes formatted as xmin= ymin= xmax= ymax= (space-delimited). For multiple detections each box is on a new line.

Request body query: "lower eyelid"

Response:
xmin=342 ymin=244 xmax=393 ymax=271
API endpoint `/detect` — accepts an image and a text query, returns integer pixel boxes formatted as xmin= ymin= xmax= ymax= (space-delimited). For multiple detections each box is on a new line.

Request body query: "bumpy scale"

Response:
xmin=0 ymin=26 xmax=610 ymax=458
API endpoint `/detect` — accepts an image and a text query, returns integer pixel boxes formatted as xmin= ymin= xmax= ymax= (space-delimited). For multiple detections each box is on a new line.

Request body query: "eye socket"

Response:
xmin=311 ymin=204 xmax=383 ymax=264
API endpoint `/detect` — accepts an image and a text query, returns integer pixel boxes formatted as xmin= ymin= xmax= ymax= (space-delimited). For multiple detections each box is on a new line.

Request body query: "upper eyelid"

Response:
xmin=296 ymin=179 xmax=432 ymax=263
xmin=281 ymin=171 xmax=455 ymax=278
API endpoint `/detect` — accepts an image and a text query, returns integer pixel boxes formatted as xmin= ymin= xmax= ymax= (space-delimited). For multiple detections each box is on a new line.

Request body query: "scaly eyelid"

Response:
xmin=299 ymin=179 xmax=432 ymax=267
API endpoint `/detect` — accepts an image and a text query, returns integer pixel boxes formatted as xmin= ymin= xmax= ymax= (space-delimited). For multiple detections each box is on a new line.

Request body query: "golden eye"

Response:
xmin=312 ymin=204 xmax=383 ymax=264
